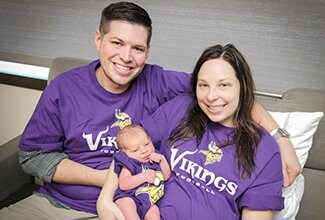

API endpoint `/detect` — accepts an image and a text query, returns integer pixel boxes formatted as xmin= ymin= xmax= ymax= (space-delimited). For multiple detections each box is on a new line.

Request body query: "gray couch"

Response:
xmin=0 ymin=57 xmax=324 ymax=219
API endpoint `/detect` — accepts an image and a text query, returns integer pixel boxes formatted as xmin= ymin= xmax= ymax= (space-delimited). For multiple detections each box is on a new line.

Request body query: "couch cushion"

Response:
xmin=270 ymin=111 xmax=323 ymax=220
xmin=47 ymin=57 xmax=90 ymax=84
xmin=296 ymin=168 xmax=325 ymax=220
xmin=0 ymin=135 xmax=33 ymax=202
xmin=257 ymin=88 xmax=325 ymax=171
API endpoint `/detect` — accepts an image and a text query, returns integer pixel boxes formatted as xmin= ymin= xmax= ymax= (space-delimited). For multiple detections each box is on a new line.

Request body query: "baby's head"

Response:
xmin=116 ymin=124 xmax=155 ymax=162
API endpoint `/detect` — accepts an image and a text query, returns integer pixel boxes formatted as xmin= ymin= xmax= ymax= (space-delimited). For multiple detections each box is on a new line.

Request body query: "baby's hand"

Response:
xmin=149 ymin=152 xmax=163 ymax=164
xmin=145 ymin=169 xmax=157 ymax=183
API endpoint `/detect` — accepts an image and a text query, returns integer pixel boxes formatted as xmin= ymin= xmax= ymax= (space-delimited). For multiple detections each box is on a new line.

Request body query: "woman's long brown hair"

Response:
xmin=168 ymin=44 xmax=262 ymax=178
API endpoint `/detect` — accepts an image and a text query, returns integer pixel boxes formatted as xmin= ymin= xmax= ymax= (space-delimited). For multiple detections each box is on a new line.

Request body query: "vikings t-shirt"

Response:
xmin=113 ymin=151 xmax=165 ymax=219
xmin=19 ymin=60 xmax=190 ymax=214
xmin=141 ymin=94 xmax=284 ymax=220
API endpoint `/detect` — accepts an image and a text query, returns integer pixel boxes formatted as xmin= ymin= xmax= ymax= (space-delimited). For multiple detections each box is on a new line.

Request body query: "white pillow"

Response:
xmin=270 ymin=111 xmax=323 ymax=220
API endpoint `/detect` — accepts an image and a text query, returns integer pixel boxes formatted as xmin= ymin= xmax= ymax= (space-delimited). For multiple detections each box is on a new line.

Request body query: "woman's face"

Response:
xmin=196 ymin=58 xmax=240 ymax=127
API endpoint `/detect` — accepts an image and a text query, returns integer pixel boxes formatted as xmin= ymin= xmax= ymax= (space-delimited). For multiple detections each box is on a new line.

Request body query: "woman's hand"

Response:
xmin=97 ymin=161 xmax=125 ymax=220
xmin=251 ymin=101 xmax=302 ymax=186
xmin=277 ymin=137 xmax=302 ymax=187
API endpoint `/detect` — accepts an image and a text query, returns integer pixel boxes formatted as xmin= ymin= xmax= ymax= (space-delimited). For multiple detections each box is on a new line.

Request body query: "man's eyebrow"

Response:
xmin=110 ymin=36 xmax=123 ymax=42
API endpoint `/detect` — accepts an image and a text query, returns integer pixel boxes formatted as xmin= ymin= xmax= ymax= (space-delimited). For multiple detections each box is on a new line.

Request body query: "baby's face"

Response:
xmin=123 ymin=130 xmax=155 ymax=163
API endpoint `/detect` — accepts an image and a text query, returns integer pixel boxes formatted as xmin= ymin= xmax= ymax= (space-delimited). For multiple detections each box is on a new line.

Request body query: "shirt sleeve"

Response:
xmin=19 ymin=84 xmax=65 ymax=153
xmin=19 ymin=150 xmax=67 ymax=183
xmin=238 ymin=152 xmax=284 ymax=211
xmin=114 ymin=152 xmax=125 ymax=176
xmin=18 ymin=81 xmax=66 ymax=182
xmin=146 ymin=65 xmax=192 ymax=106
xmin=141 ymin=95 xmax=192 ymax=150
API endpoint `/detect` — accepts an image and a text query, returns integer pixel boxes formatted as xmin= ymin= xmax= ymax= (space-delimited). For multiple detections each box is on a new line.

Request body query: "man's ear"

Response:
xmin=145 ymin=45 xmax=151 ymax=59
xmin=94 ymin=30 xmax=101 ymax=51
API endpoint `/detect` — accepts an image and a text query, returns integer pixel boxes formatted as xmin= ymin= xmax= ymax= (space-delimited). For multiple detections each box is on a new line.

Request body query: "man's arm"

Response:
xmin=53 ymin=158 xmax=108 ymax=187
xmin=19 ymin=150 xmax=66 ymax=183
xmin=20 ymin=150 xmax=107 ymax=187
xmin=251 ymin=101 xmax=302 ymax=186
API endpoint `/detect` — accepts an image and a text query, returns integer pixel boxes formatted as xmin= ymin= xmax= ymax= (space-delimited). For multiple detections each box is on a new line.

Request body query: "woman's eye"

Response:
xmin=198 ymin=83 xmax=208 ymax=87
xmin=220 ymin=83 xmax=230 ymax=87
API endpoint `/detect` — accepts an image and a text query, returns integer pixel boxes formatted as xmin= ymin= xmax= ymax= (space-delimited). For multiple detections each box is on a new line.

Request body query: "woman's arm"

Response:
xmin=251 ymin=101 xmax=302 ymax=186
xmin=97 ymin=161 xmax=125 ymax=220
xmin=242 ymin=208 xmax=273 ymax=220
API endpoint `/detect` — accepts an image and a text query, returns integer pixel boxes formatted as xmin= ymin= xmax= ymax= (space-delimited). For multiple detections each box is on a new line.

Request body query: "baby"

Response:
xmin=113 ymin=124 xmax=171 ymax=220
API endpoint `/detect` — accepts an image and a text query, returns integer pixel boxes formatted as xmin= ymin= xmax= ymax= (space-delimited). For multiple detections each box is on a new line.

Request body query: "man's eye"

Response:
xmin=134 ymin=47 xmax=145 ymax=52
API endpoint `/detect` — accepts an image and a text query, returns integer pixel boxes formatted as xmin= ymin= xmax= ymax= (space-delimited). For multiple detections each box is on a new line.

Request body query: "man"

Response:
xmin=0 ymin=1 xmax=300 ymax=219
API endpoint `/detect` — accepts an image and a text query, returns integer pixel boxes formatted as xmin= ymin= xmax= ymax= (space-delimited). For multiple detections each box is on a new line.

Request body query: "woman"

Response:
xmin=97 ymin=44 xmax=284 ymax=220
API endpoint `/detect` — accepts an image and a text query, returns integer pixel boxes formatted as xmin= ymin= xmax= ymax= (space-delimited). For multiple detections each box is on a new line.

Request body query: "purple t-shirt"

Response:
xmin=113 ymin=151 xmax=165 ymax=219
xmin=19 ymin=60 xmax=190 ymax=214
xmin=142 ymin=95 xmax=284 ymax=220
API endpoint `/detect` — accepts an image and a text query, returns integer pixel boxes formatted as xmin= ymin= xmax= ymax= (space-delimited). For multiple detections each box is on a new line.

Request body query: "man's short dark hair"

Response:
xmin=99 ymin=1 xmax=152 ymax=46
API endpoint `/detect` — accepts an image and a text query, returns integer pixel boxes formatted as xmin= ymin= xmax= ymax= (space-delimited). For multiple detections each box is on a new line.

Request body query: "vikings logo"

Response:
xmin=135 ymin=168 xmax=165 ymax=205
xmin=111 ymin=109 xmax=132 ymax=129
xmin=200 ymin=141 xmax=223 ymax=165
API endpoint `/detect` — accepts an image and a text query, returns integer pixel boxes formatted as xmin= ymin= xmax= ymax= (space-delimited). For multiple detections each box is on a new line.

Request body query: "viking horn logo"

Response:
xmin=200 ymin=141 xmax=223 ymax=165
xmin=135 ymin=171 xmax=165 ymax=205
xmin=111 ymin=109 xmax=132 ymax=129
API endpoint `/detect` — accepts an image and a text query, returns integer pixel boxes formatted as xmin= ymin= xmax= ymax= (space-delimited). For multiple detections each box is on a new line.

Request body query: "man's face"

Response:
xmin=95 ymin=20 xmax=150 ymax=94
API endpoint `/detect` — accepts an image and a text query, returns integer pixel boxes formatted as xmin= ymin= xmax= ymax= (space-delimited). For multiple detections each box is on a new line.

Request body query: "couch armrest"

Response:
xmin=0 ymin=135 xmax=33 ymax=202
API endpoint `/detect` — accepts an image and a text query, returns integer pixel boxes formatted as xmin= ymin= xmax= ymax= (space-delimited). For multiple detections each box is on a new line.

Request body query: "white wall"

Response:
xmin=0 ymin=83 xmax=41 ymax=145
